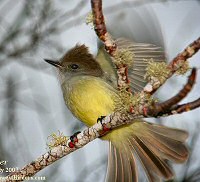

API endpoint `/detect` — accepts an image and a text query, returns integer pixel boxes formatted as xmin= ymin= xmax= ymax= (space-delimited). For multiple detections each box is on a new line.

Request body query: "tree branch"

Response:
xmin=164 ymin=97 xmax=200 ymax=115
xmin=144 ymin=37 xmax=200 ymax=94
xmin=146 ymin=68 xmax=197 ymax=116
xmin=91 ymin=0 xmax=131 ymax=91
xmin=5 ymin=0 xmax=200 ymax=181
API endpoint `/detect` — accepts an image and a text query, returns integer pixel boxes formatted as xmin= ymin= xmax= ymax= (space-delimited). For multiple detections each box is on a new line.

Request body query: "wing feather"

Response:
xmin=96 ymin=38 xmax=166 ymax=92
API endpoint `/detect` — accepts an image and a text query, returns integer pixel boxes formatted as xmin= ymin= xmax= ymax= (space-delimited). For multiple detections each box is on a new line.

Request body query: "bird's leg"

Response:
xmin=97 ymin=116 xmax=110 ymax=132
xmin=97 ymin=116 xmax=106 ymax=124
xmin=70 ymin=131 xmax=81 ymax=142
xmin=68 ymin=131 xmax=81 ymax=148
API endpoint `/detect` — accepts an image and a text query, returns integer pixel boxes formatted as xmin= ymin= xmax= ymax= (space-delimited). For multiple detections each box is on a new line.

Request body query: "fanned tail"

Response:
xmin=105 ymin=120 xmax=189 ymax=182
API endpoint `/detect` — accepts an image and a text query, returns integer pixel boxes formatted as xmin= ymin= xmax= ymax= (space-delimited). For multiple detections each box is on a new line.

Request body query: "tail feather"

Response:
xmin=129 ymin=136 xmax=173 ymax=181
xmin=125 ymin=143 xmax=138 ymax=182
xmin=106 ymin=143 xmax=115 ymax=181
xmin=127 ymin=138 xmax=161 ymax=182
xmin=141 ymin=131 xmax=188 ymax=162
xmin=140 ymin=135 xmax=186 ymax=163
xmin=105 ymin=121 xmax=189 ymax=182
xmin=144 ymin=122 xmax=188 ymax=142
xmin=106 ymin=142 xmax=138 ymax=182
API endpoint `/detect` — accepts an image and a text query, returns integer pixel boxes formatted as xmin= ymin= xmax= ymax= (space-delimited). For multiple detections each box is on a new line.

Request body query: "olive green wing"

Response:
xmin=96 ymin=38 xmax=166 ymax=92
xmin=96 ymin=45 xmax=118 ymax=87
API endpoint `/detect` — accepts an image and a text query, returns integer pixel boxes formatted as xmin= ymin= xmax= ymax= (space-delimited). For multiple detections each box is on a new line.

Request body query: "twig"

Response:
xmin=146 ymin=68 xmax=197 ymax=116
xmin=91 ymin=0 xmax=116 ymax=55
xmin=91 ymin=0 xmax=130 ymax=91
xmin=144 ymin=37 xmax=200 ymax=94
xmin=166 ymin=97 xmax=200 ymax=115
xmin=5 ymin=111 xmax=134 ymax=182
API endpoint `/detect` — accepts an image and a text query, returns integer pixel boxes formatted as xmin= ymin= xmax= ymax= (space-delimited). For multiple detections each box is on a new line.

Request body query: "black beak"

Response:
xmin=44 ymin=59 xmax=62 ymax=68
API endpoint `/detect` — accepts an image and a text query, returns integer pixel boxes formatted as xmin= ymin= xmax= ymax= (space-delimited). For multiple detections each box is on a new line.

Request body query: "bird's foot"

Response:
xmin=97 ymin=116 xmax=110 ymax=133
xmin=68 ymin=131 xmax=81 ymax=148
xmin=97 ymin=116 xmax=106 ymax=124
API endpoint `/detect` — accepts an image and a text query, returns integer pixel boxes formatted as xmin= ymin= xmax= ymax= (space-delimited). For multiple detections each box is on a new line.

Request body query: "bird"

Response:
xmin=44 ymin=38 xmax=189 ymax=182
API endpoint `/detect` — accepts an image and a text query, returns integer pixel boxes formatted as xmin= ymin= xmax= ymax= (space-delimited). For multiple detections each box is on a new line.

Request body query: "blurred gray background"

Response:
xmin=0 ymin=0 xmax=200 ymax=181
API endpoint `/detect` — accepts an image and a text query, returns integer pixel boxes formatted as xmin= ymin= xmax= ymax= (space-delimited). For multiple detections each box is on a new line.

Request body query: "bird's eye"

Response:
xmin=70 ymin=64 xmax=79 ymax=70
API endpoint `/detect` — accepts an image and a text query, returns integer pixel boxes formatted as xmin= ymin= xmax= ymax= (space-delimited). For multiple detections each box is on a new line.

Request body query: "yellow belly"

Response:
xmin=65 ymin=76 xmax=117 ymax=127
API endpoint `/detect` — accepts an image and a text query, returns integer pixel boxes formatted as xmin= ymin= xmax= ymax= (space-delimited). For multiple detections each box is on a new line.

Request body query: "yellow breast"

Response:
xmin=64 ymin=76 xmax=117 ymax=126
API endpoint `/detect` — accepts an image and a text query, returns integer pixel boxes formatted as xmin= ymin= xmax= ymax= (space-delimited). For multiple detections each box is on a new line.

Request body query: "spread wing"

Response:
xmin=96 ymin=38 xmax=166 ymax=93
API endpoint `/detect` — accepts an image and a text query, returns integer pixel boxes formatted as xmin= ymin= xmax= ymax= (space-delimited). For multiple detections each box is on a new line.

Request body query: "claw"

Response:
xmin=68 ymin=131 xmax=81 ymax=148
xmin=70 ymin=131 xmax=81 ymax=142
xmin=97 ymin=116 xmax=106 ymax=124
xmin=97 ymin=116 xmax=111 ymax=133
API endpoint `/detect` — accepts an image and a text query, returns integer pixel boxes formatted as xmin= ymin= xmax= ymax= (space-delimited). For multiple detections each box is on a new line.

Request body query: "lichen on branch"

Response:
xmin=145 ymin=60 xmax=170 ymax=83
xmin=175 ymin=60 xmax=190 ymax=75
xmin=113 ymin=49 xmax=134 ymax=66
xmin=86 ymin=11 xmax=94 ymax=27
xmin=47 ymin=131 xmax=68 ymax=149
